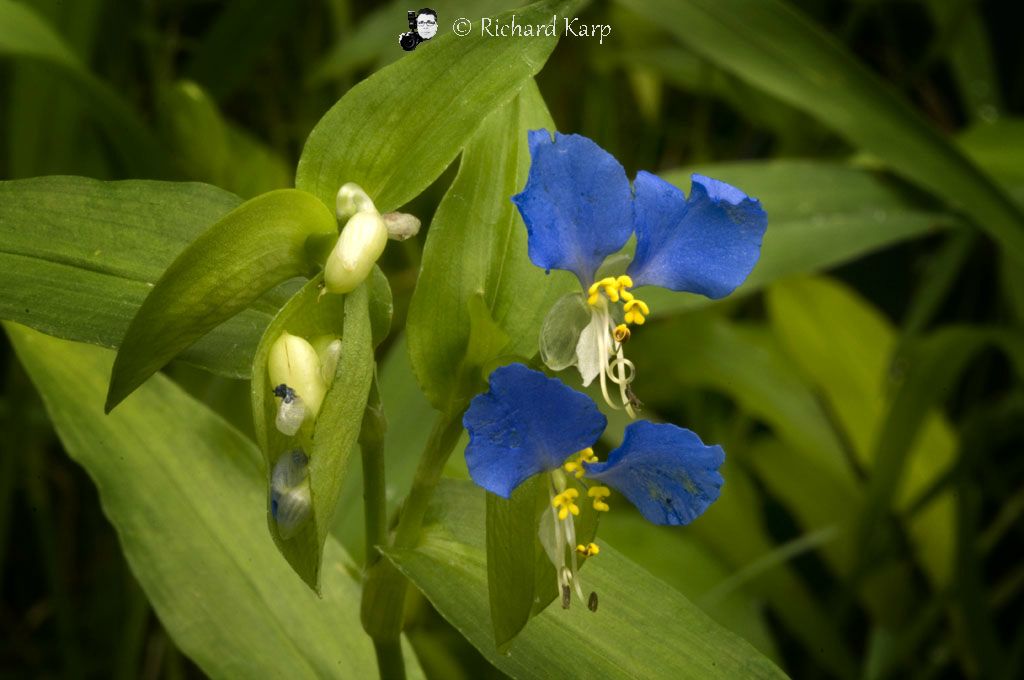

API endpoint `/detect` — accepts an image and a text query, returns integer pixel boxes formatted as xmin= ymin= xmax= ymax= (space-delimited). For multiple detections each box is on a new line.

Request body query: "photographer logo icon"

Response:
xmin=399 ymin=7 xmax=438 ymax=51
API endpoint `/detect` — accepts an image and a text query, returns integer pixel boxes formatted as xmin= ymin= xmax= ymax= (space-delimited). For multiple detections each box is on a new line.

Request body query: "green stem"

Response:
xmin=372 ymin=638 xmax=407 ymax=680
xmin=360 ymin=410 xmax=463 ymax=644
xmin=393 ymin=411 xmax=464 ymax=549
xmin=360 ymin=368 xmax=388 ymax=570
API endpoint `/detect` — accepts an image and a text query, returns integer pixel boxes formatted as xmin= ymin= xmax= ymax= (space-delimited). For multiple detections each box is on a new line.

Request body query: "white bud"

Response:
xmin=310 ymin=335 xmax=343 ymax=383
xmin=270 ymin=449 xmax=311 ymax=539
xmin=324 ymin=210 xmax=388 ymax=294
xmin=336 ymin=182 xmax=376 ymax=221
xmin=381 ymin=212 xmax=421 ymax=241
xmin=268 ymin=332 xmax=327 ymax=423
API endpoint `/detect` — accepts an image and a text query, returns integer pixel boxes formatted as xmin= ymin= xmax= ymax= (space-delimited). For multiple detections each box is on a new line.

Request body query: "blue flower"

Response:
xmin=464 ymin=363 xmax=724 ymax=606
xmin=512 ymin=130 xmax=767 ymax=415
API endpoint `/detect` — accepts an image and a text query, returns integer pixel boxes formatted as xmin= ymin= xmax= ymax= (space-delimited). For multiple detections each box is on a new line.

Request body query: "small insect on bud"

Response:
xmin=268 ymin=332 xmax=327 ymax=431
xmin=336 ymin=182 xmax=376 ymax=221
xmin=272 ymin=384 xmax=305 ymax=436
xmin=324 ymin=210 xmax=388 ymax=294
xmin=588 ymin=591 xmax=599 ymax=612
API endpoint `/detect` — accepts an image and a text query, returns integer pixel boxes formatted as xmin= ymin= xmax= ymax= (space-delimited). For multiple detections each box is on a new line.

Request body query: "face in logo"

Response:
xmin=416 ymin=10 xmax=437 ymax=40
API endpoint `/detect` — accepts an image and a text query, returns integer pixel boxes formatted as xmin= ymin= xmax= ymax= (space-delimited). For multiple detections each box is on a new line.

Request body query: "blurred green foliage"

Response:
xmin=2 ymin=0 xmax=1023 ymax=678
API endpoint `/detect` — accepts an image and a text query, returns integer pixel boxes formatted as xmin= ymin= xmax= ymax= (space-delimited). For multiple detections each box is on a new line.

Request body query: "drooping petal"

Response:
xmin=584 ymin=421 xmax=724 ymax=525
xmin=574 ymin=311 xmax=604 ymax=387
xmin=511 ymin=130 xmax=634 ymax=287
xmin=627 ymin=172 xmax=767 ymax=298
xmin=463 ymin=363 xmax=607 ymax=498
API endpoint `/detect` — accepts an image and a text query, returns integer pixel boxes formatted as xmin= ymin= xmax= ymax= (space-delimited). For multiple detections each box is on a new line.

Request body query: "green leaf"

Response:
xmin=642 ymin=160 xmax=954 ymax=315
xmin=0 ymin=0 xmax=166 ymax=176
xmin=158 ymin=80 xmax=291 ymax=198
xmin=250 ymin=277 xmax=377 ymax=590
xmin=295 ymin=0 xmax=578 ymax=211
xmin=385 ymin=479 xmax=788 ymax=679
xmin=4 ymin=322 xmax=418 ymax=679
xmin=309 ymin=0 xmax=532 ymax=85
xmin=0 ymin=175 xmax=286 ymax=378
xmin=486 ymin=476 xmax=546 ymax=650
xmin=407 ymin=81 xmax=575 ymax=413
xmin=106 ymin=189 xmax=338 ymax=411
xmin=617 ymin=0 xmax=1024 ymax=262
xmin=767 ymin=276 xmax=959 ymax=586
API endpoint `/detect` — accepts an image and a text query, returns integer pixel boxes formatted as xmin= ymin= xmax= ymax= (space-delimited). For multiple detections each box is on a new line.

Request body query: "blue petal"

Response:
xmin=463 ymin=363 xmax=607 ymax=498
xmin=627 ymin=172 xmax=767 ymax=298
xmin=584 ymin=421 xmax=724 ymax=525
xmin=511 ymin=130 xmax=634 ymax=287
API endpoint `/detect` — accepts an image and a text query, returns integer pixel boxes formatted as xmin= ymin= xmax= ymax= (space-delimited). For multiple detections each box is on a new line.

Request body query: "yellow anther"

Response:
xmin=563 ymin=448 xmax=598 ymax=478
xmin=552 ymin=489 xmax=581 ymax=520
xmin=613 ymin=324 xmax=630 ymax=343
xmin=624 ymin=299 xmax=650 ymax=315
xmin=620 ymin=289 xmax=634 ymax=303
xmin=623 ymin=298 xmax=650 ymax=325
xmin=616 ymin=275 xmax=633 ymax=289
xmin=588 ymin=486 xmax=611 ymax=512
xmin=575 ymin=542 xmax=600 ymax=557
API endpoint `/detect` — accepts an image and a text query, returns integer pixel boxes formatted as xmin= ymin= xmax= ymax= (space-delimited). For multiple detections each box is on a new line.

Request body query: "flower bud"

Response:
xmin=268 ymin=331 xmax=327 ymax=423
xmin=336 ymin=182 xmax=376 ymax=221
xmin=324 ymin=210 xmax=388 ymax=294
xmin=310 ymin=335 xmax=343 ymax=382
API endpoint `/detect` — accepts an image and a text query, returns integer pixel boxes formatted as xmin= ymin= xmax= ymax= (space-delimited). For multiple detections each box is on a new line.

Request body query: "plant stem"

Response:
xmin=358 ymin=368 xmax=407 ymax=679
xmin=360 ymin=369 xmax=388 ymax=570
xmin=360 ymin=410 xmax=463 ymax=647
xmin=372 ymin=638 xmax=407 ymax=680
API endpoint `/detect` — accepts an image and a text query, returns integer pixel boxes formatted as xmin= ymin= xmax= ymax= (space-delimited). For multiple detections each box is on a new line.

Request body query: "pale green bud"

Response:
xmin=324 ymin=210 xmax=388 ymax=294
xmin=336 ymin=182 xmax=376 ymax=221
xmin=268 ymin=331 xmax=327 ymax=423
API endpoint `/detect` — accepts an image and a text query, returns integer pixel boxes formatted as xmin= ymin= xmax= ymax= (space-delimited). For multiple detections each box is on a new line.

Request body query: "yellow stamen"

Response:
xmin=623 ymin=298 xmax=650 ymax=325
xmin=563 ymin=447 xmax=598 ymax=478
xmin=588 ymin=486 xmax=611 ymax=512
xmin=613 ymin=324 xmax=630 ymax=343
xmin=575 ymin=542 xmax=600 ymax=557
xmin=552 ymin=489 xmax=581 ymax=520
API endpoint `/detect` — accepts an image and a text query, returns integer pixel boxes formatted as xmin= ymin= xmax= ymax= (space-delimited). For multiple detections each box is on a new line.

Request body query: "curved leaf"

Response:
xmin=106 ymin=189 xmax=337 ymax=411
xmin=618 ymin=0 xmax=1024 ymax=263
xmin=6 ymin=322 xmax=395 ymax=679
xmin=384 ymin=480 xmax=788 ymax=679
xmin=407 ymin=81 xmax=575 ymax=413
xmin=643 ymin=161 xmax=955 ymax=315
xmin=251 ymin=275 xmax=381 ymax=589
xmin=0 ymin=0 xmax=166 ymax=176
xmin=295 ymin=0 xmax=578 ymax=211
xmin=0 ymin=176 xmax=288 ymax=377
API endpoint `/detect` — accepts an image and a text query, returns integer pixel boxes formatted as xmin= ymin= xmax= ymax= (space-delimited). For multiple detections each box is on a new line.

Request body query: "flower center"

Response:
xmin=584 ymin=276 xmax=649 ymax=418
xmin=540 ymin=461 xmax=607 ymax=611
